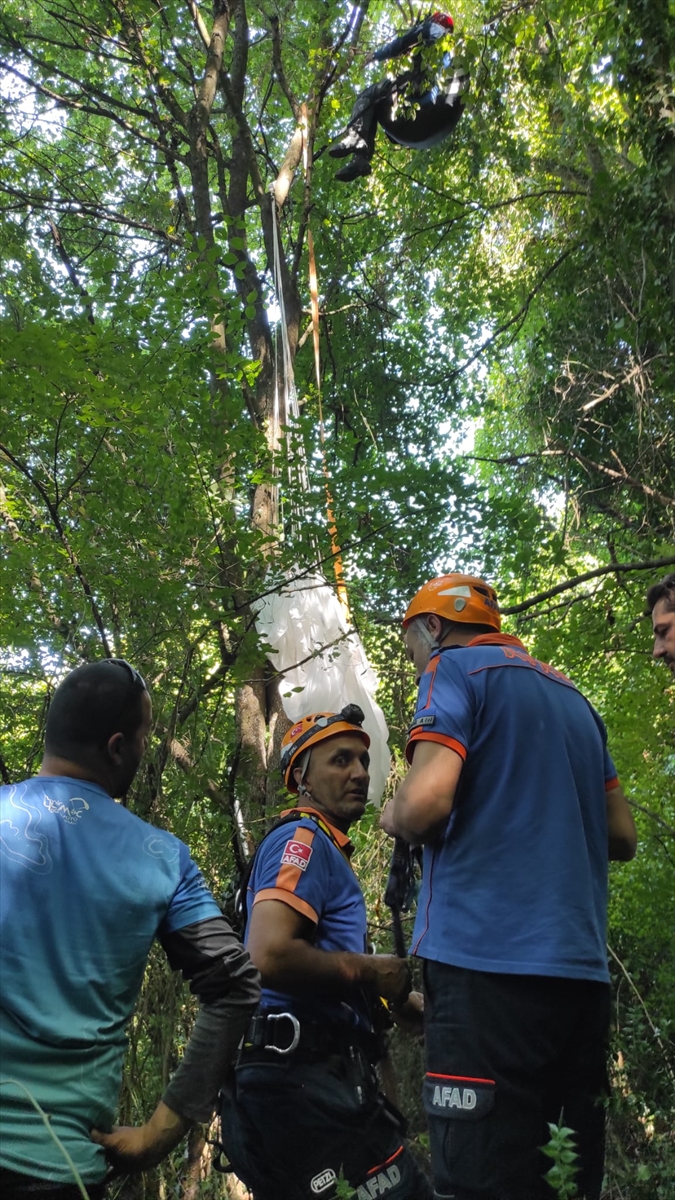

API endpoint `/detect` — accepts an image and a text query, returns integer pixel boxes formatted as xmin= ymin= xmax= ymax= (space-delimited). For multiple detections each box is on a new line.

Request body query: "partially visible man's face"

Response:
xmin=652 ymin=599 xmax=675 ymax=675
xmin=116 ymin=691 xmax=153 ymax=796
xmin=299 ymin=734 xmax=370 ymax=832
xmin=404 ymin=622 xmax=434 ymax=685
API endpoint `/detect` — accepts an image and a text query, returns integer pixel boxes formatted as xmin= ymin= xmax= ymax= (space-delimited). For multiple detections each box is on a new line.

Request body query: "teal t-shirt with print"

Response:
xmin=0 ymin=776 xmax=220 ymax=1182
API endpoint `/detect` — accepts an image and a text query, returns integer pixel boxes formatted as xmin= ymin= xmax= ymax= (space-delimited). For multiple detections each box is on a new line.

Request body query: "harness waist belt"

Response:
xmin=241 ymin=1011 xmax=381 ymax=1061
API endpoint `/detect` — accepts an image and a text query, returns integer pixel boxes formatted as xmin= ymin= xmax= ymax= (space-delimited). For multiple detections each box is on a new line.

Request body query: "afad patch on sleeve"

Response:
xmin=409 ymin=714 xmax=436 ymax=731
xmin=281 ymin=839 xmax=313 ymax=872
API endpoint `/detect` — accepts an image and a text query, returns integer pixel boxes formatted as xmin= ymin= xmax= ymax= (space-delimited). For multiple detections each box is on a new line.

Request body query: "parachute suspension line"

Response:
xmin=269 ymin=187 xmax=311 ymax=541
xmin=269 ymin=167 xmax=350 ymax=617
xmin=271 ymin=315 xmax=281 ymax=532
xmin=307 ymin=226 xmax=352 ymax=621
xmin=256 ymin=152 xmax=391 ymax=807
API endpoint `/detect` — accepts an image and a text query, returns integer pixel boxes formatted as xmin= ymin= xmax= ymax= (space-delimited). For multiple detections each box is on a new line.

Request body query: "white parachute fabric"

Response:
xmin=255 ymin=571 xmax=391 ymax=805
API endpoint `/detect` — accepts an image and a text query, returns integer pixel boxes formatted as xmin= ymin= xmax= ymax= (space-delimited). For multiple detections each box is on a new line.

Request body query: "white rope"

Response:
xmin=269 ymin=190 xmax=310 ymax=528
xmin=270 ymin=318 xmax=280 ymax=527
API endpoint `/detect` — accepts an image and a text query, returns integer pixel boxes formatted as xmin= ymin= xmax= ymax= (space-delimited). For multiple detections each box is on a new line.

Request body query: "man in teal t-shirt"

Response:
xmin=0 ymin=660 xmax=259 ymax=1198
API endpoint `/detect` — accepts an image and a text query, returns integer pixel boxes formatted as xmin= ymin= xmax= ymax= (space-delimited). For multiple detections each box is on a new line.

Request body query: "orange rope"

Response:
xmin=307 ymin=225 xmax=351 ymax=620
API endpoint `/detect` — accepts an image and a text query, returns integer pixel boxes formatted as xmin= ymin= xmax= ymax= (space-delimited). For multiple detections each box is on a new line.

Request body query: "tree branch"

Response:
xmin=627 ymin=800 xmax=675 ymax=840
xmin=570 ymin=449 xmax=675 ymax=508
xmin=168 ymin=736 xmax=230 ymax=811
xmin=273 ymin=118 xmax=305 ymax=209
xmin=0 ymin=60 xmax=170 ymax=152
xmin=0 ymin=442 xmax=111 ymax=655
xmin=0 ymin=184 xmax=185 ymax=243
xmin=462 ymin=450 xmax=565 ymax=466
xmin=0 ymin=33 xmax=159 ymax=122
xmin=270 ymin=14 xmax=299 ymax=120
xmin=110 ymin=0 xmax=189 ymax=130
xmin=176 ymin=659 xmax=234 ymax=726
xmin=465 ymin=445 xmax=675 ymax=508
xmin=608 ymin=944 xmax=675 ymax=1087
xmin=47 ymin=218 xmax=95 ymax=324
xmin=501 ymin=556 xmax=675 ymax=615
xmin=440 ymin=246 xmax=578 ymax=383
xmin=580 ymin=360 xmax=651 ymax=413
xmin=0 ymin=750 xmax=12 ymax=785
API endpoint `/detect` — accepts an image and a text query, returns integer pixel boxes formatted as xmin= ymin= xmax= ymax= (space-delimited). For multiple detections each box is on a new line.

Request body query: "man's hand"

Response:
xmin=363 ymin=954 xmax=412 ymax=1006
xmin=91 ymin=1101 xmax=190 ymax=1174
xmin=379 ymin=802 xmax=396 ymax=838
xmin=392 ymin=989 xmax=424 ymax=1035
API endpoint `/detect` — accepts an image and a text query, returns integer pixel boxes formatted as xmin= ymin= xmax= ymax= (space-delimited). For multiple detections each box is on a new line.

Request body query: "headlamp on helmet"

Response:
xmin=279 ymin=705 xmax=370 ymax=793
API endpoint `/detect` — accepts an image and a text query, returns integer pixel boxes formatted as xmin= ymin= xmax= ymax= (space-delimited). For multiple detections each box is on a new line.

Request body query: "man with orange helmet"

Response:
xmin=218 ymin=705 xmax=433 ymax=1200
xmin=381 ymin=575 xmax=637 ymax=1200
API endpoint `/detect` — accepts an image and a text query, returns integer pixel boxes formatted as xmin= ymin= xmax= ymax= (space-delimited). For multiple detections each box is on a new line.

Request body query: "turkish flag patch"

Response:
xmin=281 ymin=840 xmax=313 ymax=871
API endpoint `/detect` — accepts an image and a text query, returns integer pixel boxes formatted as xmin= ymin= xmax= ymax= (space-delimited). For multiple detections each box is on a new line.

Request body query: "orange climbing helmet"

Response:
xmin=280 ymin=705 xmax=371 ymax=792
xmin=403 ymin=574 xmax=501 ymax=632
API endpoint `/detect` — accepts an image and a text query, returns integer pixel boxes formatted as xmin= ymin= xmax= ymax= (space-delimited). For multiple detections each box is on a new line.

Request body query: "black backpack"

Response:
xmin=223 ymin=809 xmax=344 ymax=936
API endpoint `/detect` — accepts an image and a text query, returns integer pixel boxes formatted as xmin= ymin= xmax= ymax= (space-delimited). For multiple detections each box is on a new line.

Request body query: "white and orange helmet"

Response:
xmin=403 ymin=574 xmax=501 ymax=632
xmin=280 ymin=705 xmax=371 ymax=793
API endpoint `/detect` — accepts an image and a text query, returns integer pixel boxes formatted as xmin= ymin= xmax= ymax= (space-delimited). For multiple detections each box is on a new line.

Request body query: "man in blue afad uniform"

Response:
xmin=218 ymin=706 xmax=433 ymax=1200
xmin=381 ymin=575 xmax=637 ymax=1200
xmin=0 ymin=660 xmax=259 ymax=1198
xmin=330 ymin=12 xmax=468 ymax=182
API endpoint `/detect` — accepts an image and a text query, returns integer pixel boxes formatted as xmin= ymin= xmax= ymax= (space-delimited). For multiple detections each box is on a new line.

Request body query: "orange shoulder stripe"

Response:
xmin=253 ymin=888 xmax=318 ymax=925
xmin=274 ymin=824 xmax=316 ymax=895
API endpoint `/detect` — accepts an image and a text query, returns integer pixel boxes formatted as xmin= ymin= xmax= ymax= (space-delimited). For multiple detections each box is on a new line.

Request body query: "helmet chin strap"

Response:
xmin=296 ymin=750 xmax=312 ymax=795
xmin=410 ymin=615 xmax=439 ymax=651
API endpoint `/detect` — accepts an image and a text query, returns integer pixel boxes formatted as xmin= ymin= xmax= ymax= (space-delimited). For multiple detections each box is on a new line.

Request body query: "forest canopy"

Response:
xmin=1 ymin=1 xmax=674 ymax=1195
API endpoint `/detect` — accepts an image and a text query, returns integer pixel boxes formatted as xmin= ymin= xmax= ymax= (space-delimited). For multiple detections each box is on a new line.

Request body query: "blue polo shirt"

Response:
xmin=0 ymin=776 xmax=221 ymax=1182
xmin=406 ymin=636 xmax=618 ymax=982
xmin=247 ymin=809 xmax=371 ymax=1029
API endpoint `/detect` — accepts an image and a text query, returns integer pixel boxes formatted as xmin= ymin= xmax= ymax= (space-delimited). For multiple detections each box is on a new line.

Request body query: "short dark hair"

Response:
xmin=45 ymin=661 xmax=147 ymax=760
xmin=437 ymin=616 xmax=496 ymax=639
xmin=646 ymin=573 xmax=675 ymax=615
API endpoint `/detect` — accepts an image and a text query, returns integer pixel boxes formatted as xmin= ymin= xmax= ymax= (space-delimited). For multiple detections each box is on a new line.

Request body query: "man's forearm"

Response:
xmin=386 ymin=784 xmax=449 ymax=845
xmin=373 ymin=22 xmax=423 ymax=62
xmin=90 ymin=1101 xmax=191 ymax=1172
xmin=133 ymin=1101 xmax=190 ymax=1160
xmin=90 ymin=970 xmax=259 ymax=1169
xmin=256 ymin=937 xmax=377 ymax=996
xmin=387 ymin=794 xmax=428 ymax=844
xmin=157 ymin=916 xmax=261 ymax=1119
xmin=163 ymin=986 xmax=259 ymax=1122
xmin=383 ymin=742 xmax=462 ymax=843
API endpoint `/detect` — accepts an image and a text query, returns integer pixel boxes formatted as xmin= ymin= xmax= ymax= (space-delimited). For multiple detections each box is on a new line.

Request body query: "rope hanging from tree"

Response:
xmin=254 ymin=188 xmax=391 ymax=803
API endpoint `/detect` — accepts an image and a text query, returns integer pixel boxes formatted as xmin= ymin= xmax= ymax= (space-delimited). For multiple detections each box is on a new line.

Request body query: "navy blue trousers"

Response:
xmin=422 ymin=962 xmax=611 ymax=1200
xmin=218 ymin=1049 xmax=433 ymax=1200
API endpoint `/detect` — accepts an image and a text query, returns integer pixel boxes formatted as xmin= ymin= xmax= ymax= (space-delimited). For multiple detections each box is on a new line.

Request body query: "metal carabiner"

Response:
xmin=265 ymin=1011 xmax=301 ymax=1055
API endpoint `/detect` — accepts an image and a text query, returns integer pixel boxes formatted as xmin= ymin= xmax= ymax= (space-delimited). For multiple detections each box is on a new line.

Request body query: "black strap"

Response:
xmin=384 ymin=839 xmax=423 ymax=957
xmin=240 ymin=1011 xmax=382 ymax=1063
xmin=235 ymin=809 xmax=346 ymax=933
